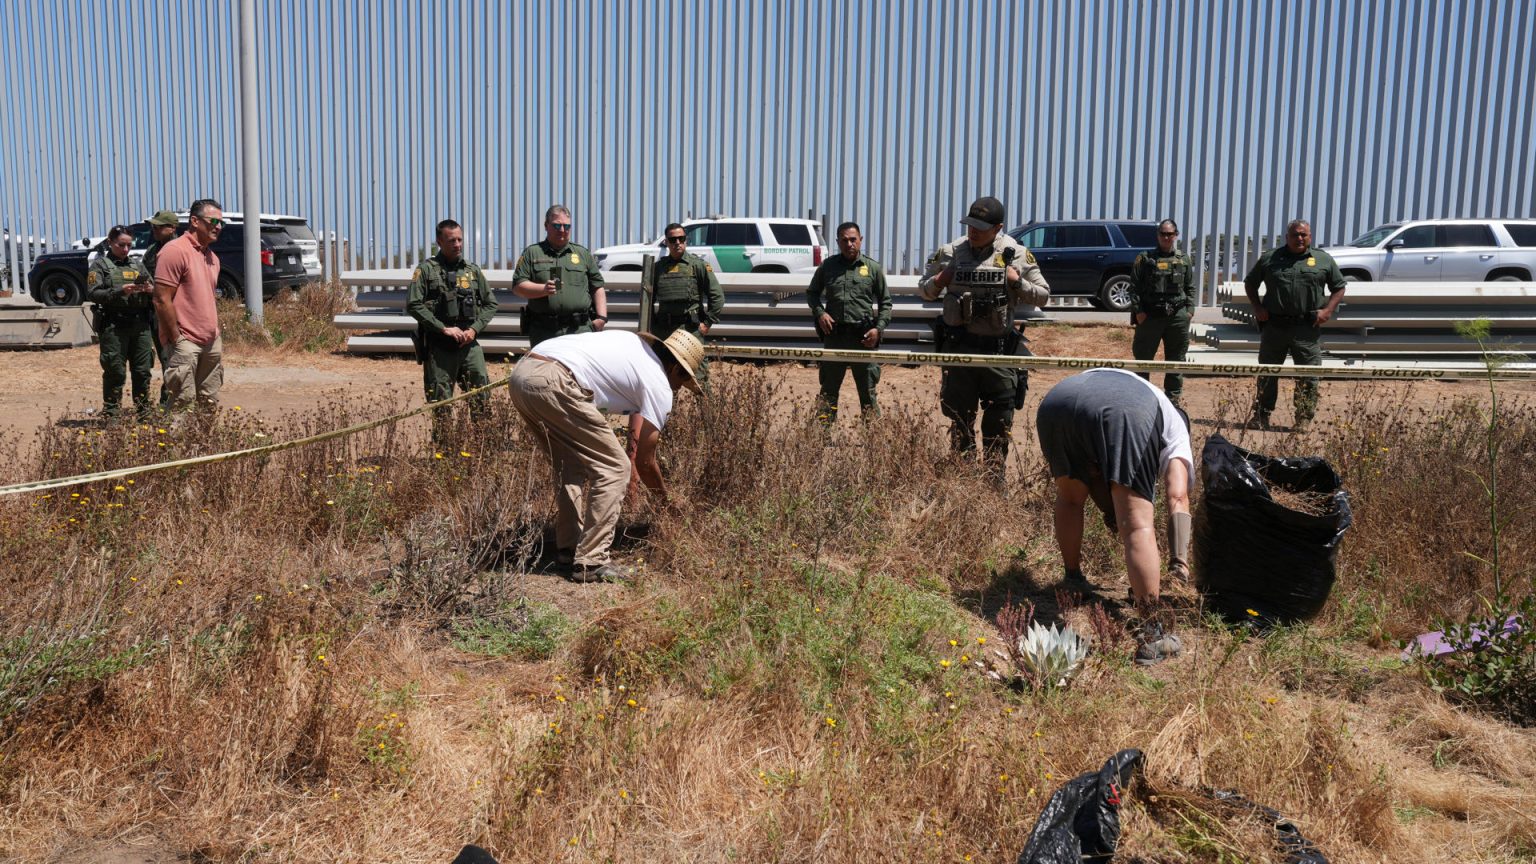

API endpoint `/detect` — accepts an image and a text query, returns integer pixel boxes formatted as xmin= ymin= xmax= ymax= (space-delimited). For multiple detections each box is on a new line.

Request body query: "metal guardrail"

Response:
xmin=1202 ymin=281 xmax=1536 ymax=355
xmin=334 ymin=269 xmax=1089 ymax=355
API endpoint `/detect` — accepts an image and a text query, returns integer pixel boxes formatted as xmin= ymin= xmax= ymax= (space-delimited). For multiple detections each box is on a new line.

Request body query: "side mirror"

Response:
xmin=1387 ymin=238 xmax=1406 ymax=249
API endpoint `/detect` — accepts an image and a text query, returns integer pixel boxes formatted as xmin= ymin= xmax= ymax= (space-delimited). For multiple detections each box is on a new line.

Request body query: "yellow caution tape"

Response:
xmin=0 ymin=375 xmax=510 ymax=498
xmin=705 ymin=344 xmax=1536 ymax=381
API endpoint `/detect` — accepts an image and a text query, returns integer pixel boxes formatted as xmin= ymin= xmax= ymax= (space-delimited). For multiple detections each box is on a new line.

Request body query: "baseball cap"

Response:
xmin=147 ymin=210 xmax=179 ymax=227
xmin=638 ymin=328 xmax=705 ymax=393
xmin=960 ymin=196 xmax=1006 ymax=230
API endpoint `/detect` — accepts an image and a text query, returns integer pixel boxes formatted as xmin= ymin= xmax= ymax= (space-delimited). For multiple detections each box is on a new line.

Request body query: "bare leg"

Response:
xmin=1112 ymin=484 xmax=1160 ymax=609
xmin=1052 ymin=477 xmax=1090 ymax=572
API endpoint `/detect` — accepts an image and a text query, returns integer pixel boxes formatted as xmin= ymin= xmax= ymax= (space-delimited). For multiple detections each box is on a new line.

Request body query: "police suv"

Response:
xmin=1325 ymin=219 xmax=1536 ymax=282
xmin=595 ymin=217 xmax=829 ymax=274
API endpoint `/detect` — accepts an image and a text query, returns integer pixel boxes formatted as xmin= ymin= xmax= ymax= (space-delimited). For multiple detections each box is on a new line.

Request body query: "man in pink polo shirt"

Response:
xmin=153 ymin=198 xmax=225 ymax=410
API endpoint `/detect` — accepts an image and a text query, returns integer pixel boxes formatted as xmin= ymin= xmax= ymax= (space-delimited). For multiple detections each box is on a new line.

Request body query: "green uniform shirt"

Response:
xmin=806 ymin=253 xmax=893 ymax=331
xmin=1244 ymin=245 xmax=1346 ymax=316
xmin=87 ymin=252 xmax=153 ymax=311
xmin=406 ymin=254 xmax=496 ymax=336
xmin=142 ymin=239 xmax=167 ymax=284
xmin=653 ymin=251 xmax=725 ymax=323
xmin=1131 ymin=248 xmax=1196 ymax=310
xmin=512 ymin=240 xmax=605 ymax=317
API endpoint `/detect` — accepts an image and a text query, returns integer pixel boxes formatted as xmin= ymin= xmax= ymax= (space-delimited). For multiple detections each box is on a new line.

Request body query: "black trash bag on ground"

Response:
xmin=1210 ymin=789 xmax=1330 ymax=863
xmin=1193 ymin=434 xmax=1352 ymax=624
xmin=450 ymin=845 xmax=499 ymax=864
xmin=1016 ymin=748 xmax=1144 ymax=864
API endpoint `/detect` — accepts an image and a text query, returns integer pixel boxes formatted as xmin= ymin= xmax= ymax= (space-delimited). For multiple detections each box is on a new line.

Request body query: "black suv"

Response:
xmin=27 ymin=221 xmax=310 ymax=307
xmin=1010 ymin=220 xmax=1160 ymax=312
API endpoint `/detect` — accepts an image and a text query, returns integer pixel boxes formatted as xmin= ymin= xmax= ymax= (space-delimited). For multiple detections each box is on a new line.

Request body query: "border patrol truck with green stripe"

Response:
xmin=594 ymin=217 xmax=828 ymax=274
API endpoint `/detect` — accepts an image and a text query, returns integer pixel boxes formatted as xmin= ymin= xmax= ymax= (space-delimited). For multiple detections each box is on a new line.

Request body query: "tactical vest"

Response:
xmin=941 ymin=244 xmax=1017 ymax=339
xmin=654 ymin=255 xmax=703 ymax=310
xmin=91 ymin=257 xmax=153 ymax=312
xmin=427 ymin=262 xmax=479 ymax=326
xmin=1141 ymin=252 xmax=1191 ymax=304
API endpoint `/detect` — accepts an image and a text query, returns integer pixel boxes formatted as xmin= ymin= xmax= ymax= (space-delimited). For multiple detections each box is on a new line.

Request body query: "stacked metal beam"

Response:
xmin=1201 ymin=282 xmax=1536 ymax=356
xmin=334 ymin=270 xmax=1088 ymax=355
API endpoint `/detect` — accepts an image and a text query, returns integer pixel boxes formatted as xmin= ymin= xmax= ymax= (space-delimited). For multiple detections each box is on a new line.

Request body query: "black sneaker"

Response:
xmin=1135 ymin=621 xmax=1183 ymax=666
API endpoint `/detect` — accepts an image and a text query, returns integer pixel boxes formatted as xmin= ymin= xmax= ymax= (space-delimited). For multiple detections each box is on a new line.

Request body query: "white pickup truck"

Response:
xmin=1326 ymin=219 xmax=1536 ymax=282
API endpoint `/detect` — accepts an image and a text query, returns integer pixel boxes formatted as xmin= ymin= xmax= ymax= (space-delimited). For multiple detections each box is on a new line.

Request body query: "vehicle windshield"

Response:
xmin=1349 ymin=224 xmax=1401 ymax=247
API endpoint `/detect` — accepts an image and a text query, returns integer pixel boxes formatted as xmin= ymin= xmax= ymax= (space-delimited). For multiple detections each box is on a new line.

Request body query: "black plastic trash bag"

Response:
xmin=1194 ymin=434 xmax=1352 ymax=624
xmin=1210 ymin=789 xmax=1330 ymax=863
xmin=1016 ymin=748 xmax=1144 ymax=864
xmin=450 ymin=845 xmax=499 ymax=864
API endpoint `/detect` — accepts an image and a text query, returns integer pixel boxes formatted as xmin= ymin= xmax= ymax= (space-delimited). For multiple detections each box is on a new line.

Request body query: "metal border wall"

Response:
xmin=2 ymin=0 xmax=1533 ymax=301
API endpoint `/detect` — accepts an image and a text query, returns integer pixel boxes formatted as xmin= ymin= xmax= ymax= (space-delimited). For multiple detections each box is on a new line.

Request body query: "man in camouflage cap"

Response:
xmin=919 ymin=196 xmax=1051 ymax=483
xmin=512 ymin=205 xmax=609 ymax=347
xmin=142 ymin=209 xmax=180 ymax=409
xmin=806 ymin=220 xmax=892 ymax=422
xmin=650 ymin=222 xmax=724 ymax=384
xmin=89 ymin=225 xmax=157 ymax=418
xmin=406 ymin=219 xmax=497 ymax=439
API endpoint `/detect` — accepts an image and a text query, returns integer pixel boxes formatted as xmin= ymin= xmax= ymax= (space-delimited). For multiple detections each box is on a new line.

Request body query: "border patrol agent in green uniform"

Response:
xmin=1243 ymin=219 xmax=1347 ymax=428
xmin=512 ymin=205 xmax=609 ymax=348
xmin=919 ymin=197 xmax=1051 ymax=481
xmin=406 ymin=220 xmax=497 ymax=429
xmin=88 ymin=225 xmax=157 ymax=418
xmin=142 ymin=210 xmax=181 ymax=410
xmin=807 ymin=220 xmax=892 ymax=421
xmin=1130 ymin=219 xmax=1198 ymax=405
xmin=652 ymin=222 xmax=724 ymax=383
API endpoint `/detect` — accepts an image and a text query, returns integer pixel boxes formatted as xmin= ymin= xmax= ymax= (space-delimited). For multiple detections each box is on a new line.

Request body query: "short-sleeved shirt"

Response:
xmin=512 ymin=240 xmax=605 ymax=316
xmin=87 ymin=253 xmax=153 ymax=312
xmin=806 ymin=253 xmax=893 ymax=330
xmin=533 ymin=330 xmax=675 ymax=430
xmin=1244 ymin=245 xmax=1346 ymax=316
xmin=1036 ymin=368 xmax=1192 ymax=501
xmin=155 ymin=231 xmax=221 ymax=345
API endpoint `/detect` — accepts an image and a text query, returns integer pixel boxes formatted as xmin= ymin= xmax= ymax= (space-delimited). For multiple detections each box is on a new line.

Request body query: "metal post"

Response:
xmin=239 ymin=0 xmax=263 ymax=325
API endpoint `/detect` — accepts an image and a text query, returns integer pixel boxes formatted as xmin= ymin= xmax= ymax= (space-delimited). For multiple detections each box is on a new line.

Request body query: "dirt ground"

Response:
xmin=4 ymin=324 xmax=1531 ymax=469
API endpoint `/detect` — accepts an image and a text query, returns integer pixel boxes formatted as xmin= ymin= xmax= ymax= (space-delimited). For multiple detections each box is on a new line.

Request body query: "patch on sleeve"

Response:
xmin=1023 ymin=250 xmax=1037 ymax=265
xmin=411 ymin=268 xmax=421 ymax=281
xmin=87 ymin=271 xmax=99 ymax=286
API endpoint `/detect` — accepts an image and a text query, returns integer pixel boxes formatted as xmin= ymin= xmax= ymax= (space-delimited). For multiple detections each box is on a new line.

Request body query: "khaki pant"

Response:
xmin=164 ymin=333 xmax=224 ymax=410
xmin=509 ymin=357 xmax=630 ymax=567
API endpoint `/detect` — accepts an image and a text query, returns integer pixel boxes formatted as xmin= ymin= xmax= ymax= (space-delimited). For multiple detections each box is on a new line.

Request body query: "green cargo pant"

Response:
xmin=524 ymin=318 xmax=592 ymax=349
xmin=424 ymin=337 xmax=491 ymax=442
xmin=940 ymin=360 xmax=1019 ymax=476
xmin=1255 ymin=320 xmax=1322 ymax=420
xmin=99 ymin=314 xmax=156 ymax=417
xmin=1132 ymin=307 xmax=1192 ymax=402
xmin=816 ymin=328 xmax=880 ymax=422
xmin=652 ymin=314 xmax=710 ymax=385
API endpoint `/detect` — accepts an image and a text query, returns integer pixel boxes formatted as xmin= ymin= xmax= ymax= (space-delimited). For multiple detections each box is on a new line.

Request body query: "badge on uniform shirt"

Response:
xmin=669 ymin=264 xmax=681 ymax=273
xmin=1157 ymin=261 xmax=1170 ymax=270
xmin=458 ymin=274 xmax=470 ymax=289
xmin=993 ymin=254 xmax=1006 ymax=268
xmin=858 ymin=265 xmax=869 ymax=276
xmin=123 ymin=270 xmax=138 ymax=280
xmin=1306 ymin=257 xmax=1316 ymax=267
xmin=569 ymin=253 xmax=580 ymax=264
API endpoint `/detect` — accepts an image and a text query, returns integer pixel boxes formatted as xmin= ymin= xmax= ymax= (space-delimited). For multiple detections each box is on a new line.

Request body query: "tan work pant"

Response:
xmin=508 ymin=357 xmax=630 ymax=567
xmin=164 ymin=333 xmax=224 ymax=410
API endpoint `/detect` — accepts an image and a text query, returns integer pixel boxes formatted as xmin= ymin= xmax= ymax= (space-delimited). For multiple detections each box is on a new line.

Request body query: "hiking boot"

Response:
xmin=1168 ymin=561 xmax=1191 ymax=585
xmin=1063 ymin=568 xmax=1094 ymax=591
xmin=1135 ymin=621 xmax=1183 ymax=666
xmin=568 ymin=562 xmax=635 ymax=584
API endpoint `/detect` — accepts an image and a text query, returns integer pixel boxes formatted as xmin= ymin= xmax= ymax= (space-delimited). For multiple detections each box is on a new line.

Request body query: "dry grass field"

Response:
xmin=2 ymin=295 xmax=1533 ymax=862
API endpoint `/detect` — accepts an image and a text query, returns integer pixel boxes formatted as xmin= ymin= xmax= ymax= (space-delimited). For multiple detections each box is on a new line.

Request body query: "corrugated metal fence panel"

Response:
xmin=2 ymin=0 xmax=1534 ymax=301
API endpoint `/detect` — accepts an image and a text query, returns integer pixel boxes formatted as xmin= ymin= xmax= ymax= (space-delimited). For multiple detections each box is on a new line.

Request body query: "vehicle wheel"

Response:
xmin=39 ymin=271 xmax=84 ymax=306
xmin=1097 ymin=274 xmax=1134 ymax=313
xmin=1491 ymin=274 xmax=1526 ymax=282
xmin=1342 ymin=272 xmax=1370 ymax=283
xmin=216 ymin=274 xmax=243 ymax=301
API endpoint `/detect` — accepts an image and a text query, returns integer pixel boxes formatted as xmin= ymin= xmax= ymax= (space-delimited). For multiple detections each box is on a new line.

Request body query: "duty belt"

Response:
xmin=100 ymin=306 xmax=153 ymax=321
xmin=1267 ymin=311 xmax=1318 ymax=325
xmin=830 ymin=321 xmax=874 ymax=335
xmin=946 ymin=329 xmax=1009 ymax=354
xmin=528 ymin=309 xmax=591 ymax=325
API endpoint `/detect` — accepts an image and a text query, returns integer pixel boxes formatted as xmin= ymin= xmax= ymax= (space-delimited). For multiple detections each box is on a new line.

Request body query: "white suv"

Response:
xmin=1327 ymin=219 xmax=1536 ymax=282
xmin=595 ymin=217 xmax=829 ymax=274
